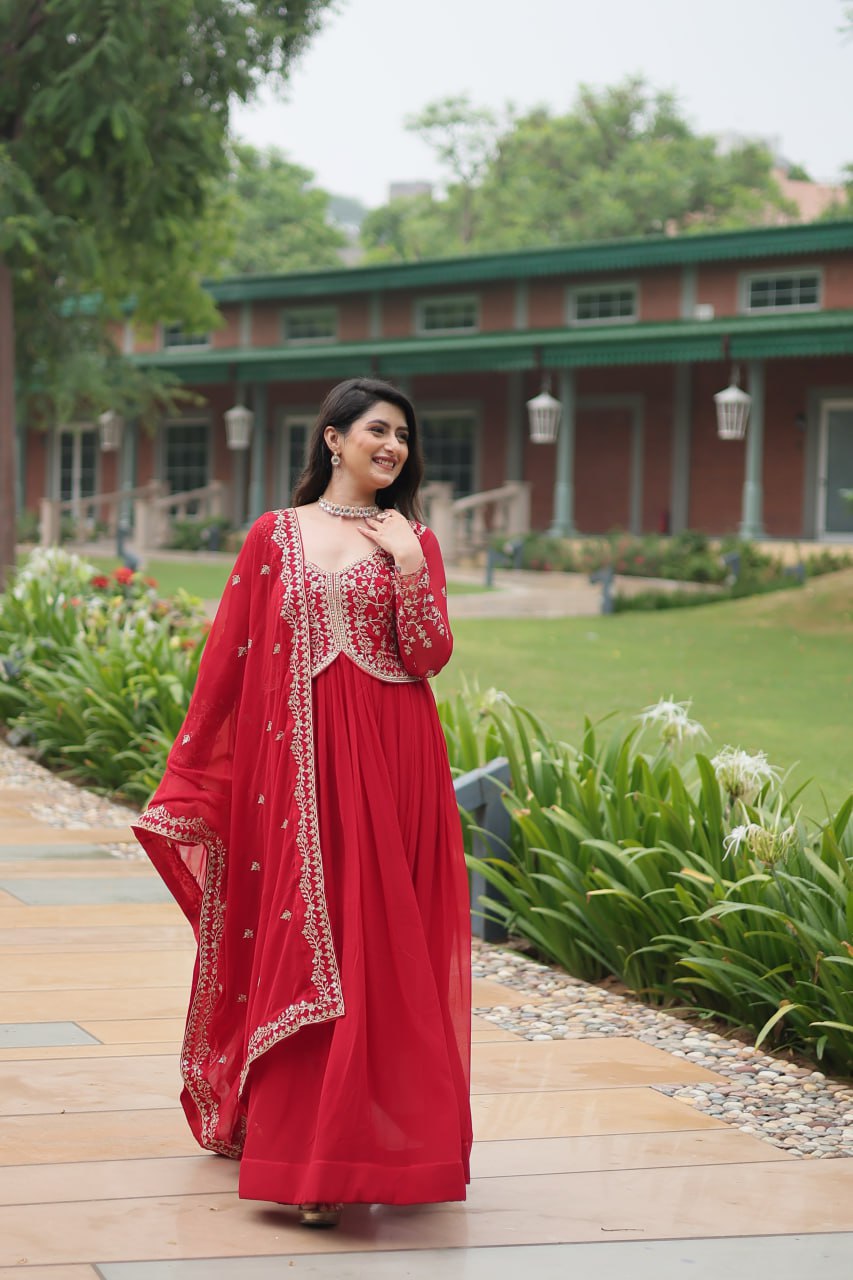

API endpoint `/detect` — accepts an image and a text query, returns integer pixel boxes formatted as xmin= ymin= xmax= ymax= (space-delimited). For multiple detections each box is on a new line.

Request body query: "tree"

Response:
xmin=218 ymin=144 xmax=346 ymax=275
xmin=360 ymin=78 xmax=795 ymax=262
xmin=0 ymin=0 xmax=332 ymax=587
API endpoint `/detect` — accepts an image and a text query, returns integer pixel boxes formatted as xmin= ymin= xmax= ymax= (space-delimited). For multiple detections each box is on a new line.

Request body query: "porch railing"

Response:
xmin=40 ymin=480 xmax=226 ymax=550
xmin=421 ymin=481 xmax=531 ymax=562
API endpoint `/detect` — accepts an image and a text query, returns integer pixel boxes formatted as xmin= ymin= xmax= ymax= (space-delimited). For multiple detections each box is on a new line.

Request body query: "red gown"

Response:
xmin=132 ymin=508 xmax=472 ymax=1206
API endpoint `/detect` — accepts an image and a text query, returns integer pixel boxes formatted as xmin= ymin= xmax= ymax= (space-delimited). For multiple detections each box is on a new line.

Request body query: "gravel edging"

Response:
xmin=473 ymin=940 xmax=853 ymax=1161
xmin=4 ymin=740 xmax=852 ymax=1161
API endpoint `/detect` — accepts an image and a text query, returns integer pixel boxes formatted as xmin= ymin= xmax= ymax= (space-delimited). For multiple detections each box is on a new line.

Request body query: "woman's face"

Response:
xmin=327 ymin=401 xmax=410 ymax=491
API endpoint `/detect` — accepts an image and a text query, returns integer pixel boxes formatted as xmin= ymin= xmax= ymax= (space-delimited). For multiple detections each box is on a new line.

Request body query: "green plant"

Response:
xmin=168 ymin=515 xmax=233 ymax=552
xmin=452 ymin=687 xmax=853 ymax=1071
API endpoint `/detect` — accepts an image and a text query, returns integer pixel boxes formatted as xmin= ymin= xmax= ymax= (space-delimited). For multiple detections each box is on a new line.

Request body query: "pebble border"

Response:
xmin=473 ymin=942 xmax=853 ymax=1160
xmin=3 ymin=741 xmax=852 ymax=1161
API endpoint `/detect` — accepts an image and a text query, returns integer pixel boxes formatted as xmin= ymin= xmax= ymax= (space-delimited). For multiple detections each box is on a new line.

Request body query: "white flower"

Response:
xmin=712 ymin=745 xmax=780 ymax=804
xmin=723 ymin=818 xmax=797 ymax=866
xmin=638 ymin=696 xmax=708 ymax=746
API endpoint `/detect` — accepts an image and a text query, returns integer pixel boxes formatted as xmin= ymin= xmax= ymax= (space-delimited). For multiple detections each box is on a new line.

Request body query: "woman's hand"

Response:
xmin=359 ymin=511 xmax=424 ymax=575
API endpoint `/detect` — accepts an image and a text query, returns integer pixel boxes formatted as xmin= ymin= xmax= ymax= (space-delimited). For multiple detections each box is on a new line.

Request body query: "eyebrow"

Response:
xmin=367 ymin=418 xmax=408 ymax=430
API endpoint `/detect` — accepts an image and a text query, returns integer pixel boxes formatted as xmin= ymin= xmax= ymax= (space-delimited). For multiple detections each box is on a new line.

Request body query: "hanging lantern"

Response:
xmin=714 ymin=374 xmax=752 ymax=441
xmin=527 ymin=386 xmax=562 ymax=444
xmin=98 ymin=410 xmax=124 ymax=452
xmin=224 ymin=403 xmax=254 ymax=450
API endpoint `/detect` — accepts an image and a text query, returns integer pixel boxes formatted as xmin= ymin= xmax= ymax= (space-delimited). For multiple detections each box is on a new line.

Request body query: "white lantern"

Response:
xmin=224 ymin=403 xmax=254 ymax=450
xmin=98 ymin=410 xmax=124 ymax=452
xmin=714 ymin=380 xmax=752 ymax=441
xmin=527 ymin=387 xmax=562 ymax=444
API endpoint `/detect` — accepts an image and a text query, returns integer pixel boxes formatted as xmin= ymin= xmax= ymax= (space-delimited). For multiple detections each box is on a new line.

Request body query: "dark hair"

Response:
xmin=291 ymin=377 xmax=424 ymax=519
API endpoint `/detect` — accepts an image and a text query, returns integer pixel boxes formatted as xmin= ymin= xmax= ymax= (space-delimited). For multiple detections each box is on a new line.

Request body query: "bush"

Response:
xmin=439 ymin=685 xmax=853 ymax=1072
xmin=0 ymin=547 xmax=208 ymax=802
xmin=15 ymin=509 xmax=39 ymax=544
xmin=168 ymin=516 xmax=232 ymax=552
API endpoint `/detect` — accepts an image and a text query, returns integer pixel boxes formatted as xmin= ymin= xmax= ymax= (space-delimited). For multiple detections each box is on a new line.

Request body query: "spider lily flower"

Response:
xmin=638 ymin=697 xmax=708 ymax=746
xmin=723 ymin=818 xmax=797 ymax=866
xmin=712 ymin=745 xmax=780 ymax=805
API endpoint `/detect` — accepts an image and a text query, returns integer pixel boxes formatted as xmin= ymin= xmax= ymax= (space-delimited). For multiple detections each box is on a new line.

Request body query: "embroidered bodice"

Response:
xmin=304 ymin=532 xmax=452 ymax=683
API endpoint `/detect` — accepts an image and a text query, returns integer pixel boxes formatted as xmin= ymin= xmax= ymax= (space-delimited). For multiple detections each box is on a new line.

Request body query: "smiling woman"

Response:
xmin=132 ymin=377 xmax=472 ymax=1228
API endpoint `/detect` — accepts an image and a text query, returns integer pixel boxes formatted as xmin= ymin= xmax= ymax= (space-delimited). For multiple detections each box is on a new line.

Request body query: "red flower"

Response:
xmin=143 ymin=576 xmax=158 ymax=588
xmin=69 ymin=596 xmax=81 ymax=607
xmin=91 ymin=575 xmax=110 ymax=589
xmin=113 ymin=566 xmax=134 ymax=585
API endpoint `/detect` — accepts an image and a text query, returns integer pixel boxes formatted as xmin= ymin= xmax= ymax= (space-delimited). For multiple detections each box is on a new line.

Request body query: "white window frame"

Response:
xmin=281 ymin=305 xmax=339 ymax=345
xmin=415 ymin=295 xmax=480 ymax=336
xmin=277 ymin=410 xmax=314 ymax=505
xmin=567 ymin=282 xmax=638 ymax=327
xmin=739 ymin=266 xmax=823 ymax=315
xmin=161 ymin=324 xmax=212 ymax=352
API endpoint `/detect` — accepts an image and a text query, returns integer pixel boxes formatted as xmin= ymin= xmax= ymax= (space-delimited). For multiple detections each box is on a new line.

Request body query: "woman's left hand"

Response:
xmin=360 ymin=511 xmax=424 ymax=575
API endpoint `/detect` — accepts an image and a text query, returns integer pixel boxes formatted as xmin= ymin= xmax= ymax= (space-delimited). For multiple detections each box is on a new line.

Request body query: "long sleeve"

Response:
xmin=394 ymin=526 xmax=453 ymax=679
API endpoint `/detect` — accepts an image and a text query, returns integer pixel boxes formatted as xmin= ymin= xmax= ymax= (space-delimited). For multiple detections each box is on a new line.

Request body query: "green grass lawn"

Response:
xmin=440 ymin=570 xmax=853 ymax=811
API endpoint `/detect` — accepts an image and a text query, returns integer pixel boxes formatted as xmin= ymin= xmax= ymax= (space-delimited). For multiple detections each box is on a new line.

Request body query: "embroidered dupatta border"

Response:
xmin=132 ymin=806 xmax=243 ymax=1158
xmin=238 ymin=507 xmax=345 ymax=1096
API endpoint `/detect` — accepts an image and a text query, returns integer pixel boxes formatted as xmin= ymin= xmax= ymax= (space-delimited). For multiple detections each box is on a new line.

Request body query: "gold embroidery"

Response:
xmin=250 ymin=861 xmax=260 ymax=871
xmin=231 ymin=574 xmax=240 ymax=586
xmin=243 ymin=928 xmax=254 ymax=939
xmin=280 ymin=909 xmax=292 ymax=921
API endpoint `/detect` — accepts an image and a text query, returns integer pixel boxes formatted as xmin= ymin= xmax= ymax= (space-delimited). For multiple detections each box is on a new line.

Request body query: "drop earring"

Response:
xmin=330 ymin=453 xmax=341 ymax=468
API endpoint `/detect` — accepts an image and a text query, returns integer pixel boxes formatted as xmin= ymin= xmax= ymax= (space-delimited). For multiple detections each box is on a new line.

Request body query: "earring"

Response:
xmin=330 ymin=453 xmax=341 ymax=468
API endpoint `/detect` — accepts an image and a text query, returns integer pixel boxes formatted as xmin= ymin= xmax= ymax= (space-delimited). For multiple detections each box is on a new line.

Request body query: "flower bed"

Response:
xmin=439 ymin=686 xmax=853 ymax=1073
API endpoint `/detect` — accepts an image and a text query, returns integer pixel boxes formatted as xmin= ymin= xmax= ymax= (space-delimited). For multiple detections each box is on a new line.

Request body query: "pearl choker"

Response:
xmin=318 ymin=497 xmax=381 ymax=519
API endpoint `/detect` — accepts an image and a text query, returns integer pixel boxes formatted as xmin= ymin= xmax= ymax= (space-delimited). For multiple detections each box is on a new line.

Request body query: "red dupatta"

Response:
xmin=132 ymin=509 xmax=344 ymax=1157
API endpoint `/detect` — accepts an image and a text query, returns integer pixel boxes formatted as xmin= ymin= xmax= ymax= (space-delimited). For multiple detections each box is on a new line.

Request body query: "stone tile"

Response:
xmin=471 ymin=979 xmax=535 ymax=1008
xmin=470 ymin=1128 xmax=791 ymax=1178
xmin=92 ymin=1236 xmax=853 ymax=1280
xmin=0 ymin=845 xmax=117 ymax=862
xmin=78 ymin=1018 xmax=185 ymax=1044
xmin=0 ymin=1042 xmax=178 ymax=1063
xmin=3 ymin=1108 xmax=195 ymax=1165
xmin=0 ymin=1268 xmax=98 ymax=1280
xmin=0 ymin=950 xmax=194 ymax=991
xmin=0 ymin=1022 xmax=100 ymax=1049
xmin=471 ymin=1038 xmax=723 ymax=1092
xmin=0 ymin=905 xmax=181 ymax=928
xmin=472 ymin=1086 xmax=726 ymax=1140
xmin=0 ymin=826 xmax=134 ymax=845
xmin=0 ymin=925 xmax=191 ymax=952
xmin=3 ymin=1161 xmax=853 ymax=1266
xmin=0 ymin=986 xmax=186 ymax=1022
xmin=0 ymin=1054 xmax=181 ymax=1115
xmin=0 ymin=890 xmax=22 ymax=907
xmin=0 ymin=878 xmax=171 ymax=906
xmin=0 ymin=1154 xmax=236 ymax=1206
xmin=0 ymin=860 xmax=154 ymax=877
xmin=470 ymin=1016 xmax=520 ymax=1043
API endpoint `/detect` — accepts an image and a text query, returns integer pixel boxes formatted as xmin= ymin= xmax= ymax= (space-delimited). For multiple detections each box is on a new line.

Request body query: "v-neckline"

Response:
xmin=292 ymin=509 xmax=385 ymax=576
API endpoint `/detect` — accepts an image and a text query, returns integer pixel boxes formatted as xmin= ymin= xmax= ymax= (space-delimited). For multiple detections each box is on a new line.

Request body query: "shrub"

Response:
xmin=168 ymin=516 xmax=232 ymax=552
xmin=442 ymin=686 xmax=853 ymax=1072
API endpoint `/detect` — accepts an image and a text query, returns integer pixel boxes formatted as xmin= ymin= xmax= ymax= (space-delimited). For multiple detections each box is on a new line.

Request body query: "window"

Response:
xmin=162 ymin=325 xmax=211 ymax=350
xmin=58 ymin=428 xmax=98 ymax=506
xmin=743 ymin=270 xmax=821 ymax=313
xmin=283 ymin=306 xmax=338 ymax=342
xmin=417 ymin=296 xmax=479 ymax=334
xmin=164 ymin=421 xmax=209 ymax=498
xmin=420 ymin=412 xmax=477 ymax=496
xmin=569 ymin=285 xmax=637 ymax=325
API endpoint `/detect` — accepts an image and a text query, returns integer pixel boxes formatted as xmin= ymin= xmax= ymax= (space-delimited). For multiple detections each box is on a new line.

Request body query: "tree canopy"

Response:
xmin=360 ymin=78 xmax=796 ymax=262
xmin=0 ymin=0 xmax=333 ymax=581
xmin=217 ymin=143 xmax=346 ymax=275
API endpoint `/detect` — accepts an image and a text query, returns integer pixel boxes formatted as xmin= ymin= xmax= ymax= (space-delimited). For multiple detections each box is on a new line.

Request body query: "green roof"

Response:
xmin=134 ymin=308 xmax=853 ymax=383
xmin=205 ymin=220 xmax=853 ymax=303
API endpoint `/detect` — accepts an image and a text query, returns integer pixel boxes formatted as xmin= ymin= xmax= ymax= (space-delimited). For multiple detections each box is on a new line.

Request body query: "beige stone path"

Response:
xmin=1 ymin=772 xmax=853 ymax=1277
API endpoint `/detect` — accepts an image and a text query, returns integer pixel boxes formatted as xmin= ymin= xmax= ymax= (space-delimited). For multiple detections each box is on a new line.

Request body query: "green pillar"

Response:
xmin=547 ymin=369 xmax=576 ymax=537
xmin=248 ymin=382 xmax=268 ymax=523
xmin=739 ymin=360 xmax=765 ymax=539
xmin=670 ymin=365 xmax=692 ymax=533
xmin=505 ymin=370 xmax=524 ymax=483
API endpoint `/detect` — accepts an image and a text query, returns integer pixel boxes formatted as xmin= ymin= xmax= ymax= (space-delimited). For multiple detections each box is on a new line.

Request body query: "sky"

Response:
xmin=231 ymin=0 xmax=853 ymax=208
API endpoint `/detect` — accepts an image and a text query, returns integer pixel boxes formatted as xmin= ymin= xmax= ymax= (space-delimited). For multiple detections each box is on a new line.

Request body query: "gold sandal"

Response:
xmin=298 ymin=1202 xmax=343 ymax=1227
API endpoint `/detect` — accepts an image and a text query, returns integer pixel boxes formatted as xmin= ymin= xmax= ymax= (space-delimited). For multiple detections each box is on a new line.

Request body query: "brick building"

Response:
xmin=20 ymin=219 xmax=853 ymax=541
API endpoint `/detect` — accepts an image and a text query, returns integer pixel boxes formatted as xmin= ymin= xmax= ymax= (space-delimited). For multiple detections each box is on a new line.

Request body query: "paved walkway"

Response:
xmin=2 ymin=765 xmax=853 ymax=1276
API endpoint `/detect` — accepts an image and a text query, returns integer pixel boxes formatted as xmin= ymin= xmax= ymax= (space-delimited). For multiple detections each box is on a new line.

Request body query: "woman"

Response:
xmin=132 ymin=377 xmax=472 ymax=1227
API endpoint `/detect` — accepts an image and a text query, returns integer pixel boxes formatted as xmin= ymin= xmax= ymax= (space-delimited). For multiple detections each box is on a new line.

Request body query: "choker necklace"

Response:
xmin=318 ymin=496 xmax=380 ymax=519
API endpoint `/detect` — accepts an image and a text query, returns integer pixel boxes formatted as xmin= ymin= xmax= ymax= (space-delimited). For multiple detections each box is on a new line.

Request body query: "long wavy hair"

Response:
xmin=291 ymin=377 xmax=424 ymax=519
